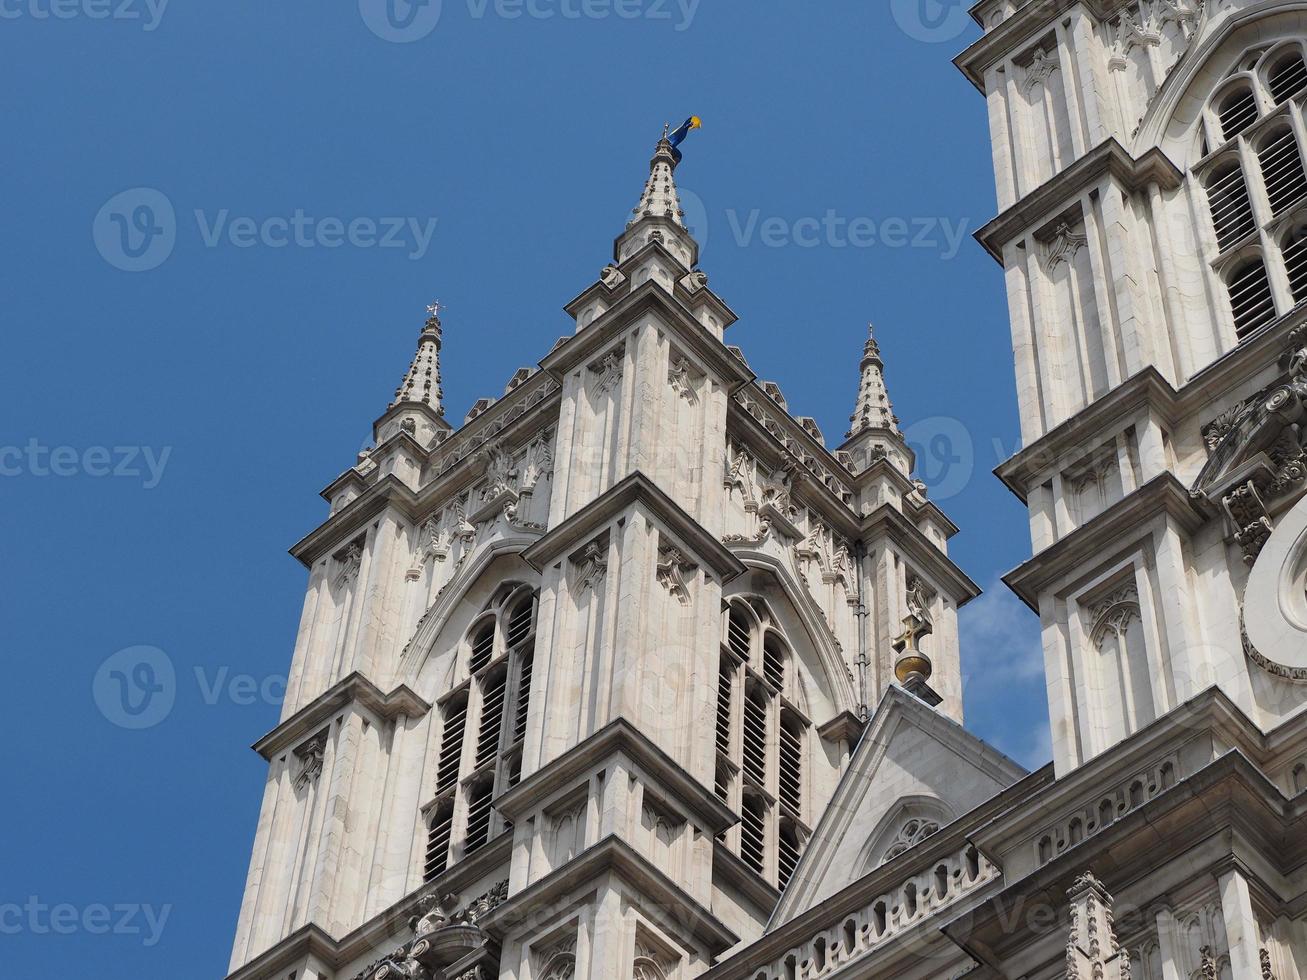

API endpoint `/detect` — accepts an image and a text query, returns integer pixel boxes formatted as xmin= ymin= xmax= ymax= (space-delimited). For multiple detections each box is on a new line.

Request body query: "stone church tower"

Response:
xmin=225 ymin=134 xmax=976 ymax=980
xmin=224 ymin=4 xmax=1307 ymax=977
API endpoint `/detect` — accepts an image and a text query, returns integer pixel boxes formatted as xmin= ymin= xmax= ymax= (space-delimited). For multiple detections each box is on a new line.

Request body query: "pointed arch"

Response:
xmin=856 ymin=796 xmax=953 ymax=874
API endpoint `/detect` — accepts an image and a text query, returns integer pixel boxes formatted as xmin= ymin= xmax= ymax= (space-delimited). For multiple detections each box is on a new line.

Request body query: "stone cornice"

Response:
xmin=494 ymin=716 xmax=738 ymax=833
xmin=1003 ymin=473 xmax=1204 ymax=609
xmin=996 ymin=367 xmax=1181 ymax=502
xmin=292 ymin=474 xmax=420 ymax=568
xmin=544 ymin=279 xmax=752 ymax=394
xmin=521 ymin=471 xmax=746 ymax=583
xmin=817 ymin=709 xmax=866 ymax=746
xmin=252 ymin=672 xmax=430 ymax=760
xmin=223 ymin=833 xmax=512 ymax=980
xmin=955 ymin=0 xmax=1134 ymax=91
xmin=479 ymin=835 xmax=740 ymax=954
xmin=861 ymin=503 xmax=982 ymax=606
xmin=975 ymin=140 xmax=1183 ymax=263
xmin=712 ymin=839 xmax=781 ymax=913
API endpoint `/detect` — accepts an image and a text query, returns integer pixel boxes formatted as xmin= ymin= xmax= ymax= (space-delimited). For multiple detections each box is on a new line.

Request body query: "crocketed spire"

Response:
xmin=848 ymin=323 xmax=900 ymax=437
xmin=628 ymin=133 xmax=685 ymax=229
xmin=391 ymin=303 xmax=445 ymax=417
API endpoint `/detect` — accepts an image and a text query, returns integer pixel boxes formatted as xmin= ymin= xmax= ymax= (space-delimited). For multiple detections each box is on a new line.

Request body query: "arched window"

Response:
xmin=1218 ymin=85 xmax=1259 ymax=142
xmin=1227 ymin=256 xmax=1277 ymax=336
xmin=1207 ymin=159 xmax=1256 ymax=250
xmin=1281 ymin=220 xmax=1307 ymax=302
xmin=714 ymin=597 xmax=812 ymax=887
xmin=1257 ymin=125 xmax=1307 ymax=214
xmin=881 ymin=816 xmax=942 ymax=864
xmin=420 ymin=585 xmax=539 ymax=879
xmin=1268 ymin=49 xmax=1307 ymax=104
xmin=424 ymin=800 xmax=454 ymax=882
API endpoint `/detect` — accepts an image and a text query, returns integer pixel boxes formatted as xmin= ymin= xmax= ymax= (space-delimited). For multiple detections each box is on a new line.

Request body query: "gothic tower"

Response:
xmin=958 ymin=0 xmax=1307 ymax=776
xmin=225 ymin=133 xmax=976 ymax=980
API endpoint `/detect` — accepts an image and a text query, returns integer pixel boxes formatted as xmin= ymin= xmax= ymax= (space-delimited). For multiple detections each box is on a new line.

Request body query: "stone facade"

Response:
xmin=225 ymin=4 xmax=1307 ymax=976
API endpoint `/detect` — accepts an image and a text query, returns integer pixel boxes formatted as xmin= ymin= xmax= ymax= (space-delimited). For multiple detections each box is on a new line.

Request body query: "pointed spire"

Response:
xmin=847 ymin=323 xmax=901 ymax=438
xmin=391 ymin=303 xmax=445 ymax=417
xmin=628 ymin=133 xmax=685 ymax=229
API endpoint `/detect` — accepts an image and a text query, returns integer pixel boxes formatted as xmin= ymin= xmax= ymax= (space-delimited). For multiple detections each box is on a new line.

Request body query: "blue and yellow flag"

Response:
xmin=667 ymin=116 xmax=702 ymax=163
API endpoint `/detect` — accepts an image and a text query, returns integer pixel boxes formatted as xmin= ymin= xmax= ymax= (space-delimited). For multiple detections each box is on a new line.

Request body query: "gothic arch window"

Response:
xmin=714 ymin=596 xmax=813 ymax=888
xmin=1256 ymin=124 xmax=1307 ymax=215
xmin=1280 ymin=217 xmax=1307 ymax=302
xmin=421 ymin=583 xmax=538 ymax=881
xmin=1206 ymin=158 xmax=1255 ymax=251
xmin=1225 ymin=254 xmax=1277 ymax=337
xmin=1266 ymin=45 xmax=1307 ymax=105
xmin=1216 ymin=83 xmax=1259 ymax=143
xmin=863 ymin=799 xmax=951 ymax=872
xmin=881 ymin=816 xmax=942 ymax=864
xmin=1089 ymin=585 xmax=1155 ymax=742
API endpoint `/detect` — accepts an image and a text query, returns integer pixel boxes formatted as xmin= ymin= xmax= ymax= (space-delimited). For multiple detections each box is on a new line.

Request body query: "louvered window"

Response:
xmin=464 ymin=781 xmax=494 ymax=853
xmin=778 ymin=822 xmax=801 ymax=889
xmin=740 ymin=796 xmax=766 ymax=874
xmin=424 ymin=803 xmax=454 ymax=881
xmin=715 ymin=657 xmax=733 ymax=757
xmin=436 ymin=694 xmax=468 ymax=795
xmin=512 ymin=652 xmax=533 ymax=745
xmin=714 ymin=760 xmax=731 ymax=803
xmin=469 ymin=621 xmax=495 ymax=674
xmin=779 ymin=714 xmax=803 ymax=814
xmin=1228 ymin=257 xmax=1277 ymax=336
xmin=727 ymin=606 xmax=752 ymax=661
xmin=1208 ymin=160 xmax=1257 ymax=250
xmin=1270 ymin=51 xmax=1307 ymax=104
xmin=1259 ymin=127 xmax=1307 ymax=213
xmin=742 ymin=685 xmax=769 ymax=785
xmin=476 ymin=668 xmax=507 ymax=768
xmin=1283 ymin=225 xmax=1307 ymax=301
xmin=762 ymin=636 xmax=786 ymax=691
xmin=506 ymin=597 xmax=534 ymax=649
xmin=1219 ymin=86 xmax=1259 ymax=142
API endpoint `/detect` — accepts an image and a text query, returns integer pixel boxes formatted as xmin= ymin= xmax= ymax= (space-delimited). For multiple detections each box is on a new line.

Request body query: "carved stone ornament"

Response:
xmin=350 ymin=882 xmax=508 ymax=980
xmin=588 ymin=348 xmax=624 ymax=397
xmin=1263 ymin=948 xmax=1278 ymax=980
xmin=571 ymin=539 xmax=608 ymax=595
xmin=657 ymin=544 xmax=696 ymax=605
xmin=293 ymin=730 xmax=328 ymax=791
xmin=1043 ymin=220 xmax=1089 ymax=271
xmin=1064 ymin=872 xmax=1132 ymax=980
xmin=1021 ymin=45 xmax=1059 ymax=94
xmin=599 ymin=263 xmax=626 ymax=289
xmin=479 ymin=440 xmax=519 ymax=502
xmin=335 ymin=542 xmax=364 ymax=589
xmin=668 ymin=356 xmax=699 ymax=405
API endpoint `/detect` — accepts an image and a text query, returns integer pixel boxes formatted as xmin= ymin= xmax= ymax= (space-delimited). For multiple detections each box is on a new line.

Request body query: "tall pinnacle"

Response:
xmin=628 ymin=134 xmax=685 ymax=229
xmin=848 ymin=324 xmax=901 ymax=438
xmin=391 ymin=303 xmax=445 ymax=417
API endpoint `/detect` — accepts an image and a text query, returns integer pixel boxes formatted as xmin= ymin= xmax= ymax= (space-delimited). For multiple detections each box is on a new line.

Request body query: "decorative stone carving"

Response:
xmin=479 ymin=440 xmax=519 ymax=502
xmin=571 ymin=539 xmax=608 ymax=595
xmin=1021 ymin=46 xmax=1059 ymax=94
xmin=906 ymin=574 xmax=935 ymax=627
xmin=657 ymin=545 xmax=695 ymax=605
xmin=881 ymin=816 xmax=941 ymax=863
xmin=537 ymin=939 xmax=577 ymax=980
xmin=1044 ymin=221 xmax=1089 ymax=271
xmin=668 ymin=356 xmax=699 ymax=405
xmin=335 ymin=542 xmax=364 ymax=588
xmin=1089 ymin=585 xmax=1142 ymax=648
xmin=293 ymin=730 xmax=328 ymax=791
xmin=1262 ymin=948 xmax=1277 ymax=980
xmin=520 ymin=431 xmax=554 ymax=494
xmin=599 ymin=263 xmax=626 ymax=289
xmin=1064 ymin=872 xmax=1132 ymax=980
xmin=678 ymin=269 xmax=708 ymax=293
xmin=633 ymin=940 xmax=675 ymax=980
xmin=588 ymin=348 xmax=624 ymax=397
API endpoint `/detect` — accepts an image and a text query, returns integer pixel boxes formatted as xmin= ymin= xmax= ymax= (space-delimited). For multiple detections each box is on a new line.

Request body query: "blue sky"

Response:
xmin=1 ymin=1 xmax=1045 ymax=975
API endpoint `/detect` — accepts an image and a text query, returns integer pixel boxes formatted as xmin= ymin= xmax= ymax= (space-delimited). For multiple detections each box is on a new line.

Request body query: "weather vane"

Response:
xmin=426 ymin=301 xmax=443 ymax=319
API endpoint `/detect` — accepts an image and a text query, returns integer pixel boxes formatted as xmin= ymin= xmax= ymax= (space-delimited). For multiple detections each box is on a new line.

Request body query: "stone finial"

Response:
xmin=847 ymin=323 xmax=902 ymax=439
xmin=1065 ymin=872 xmax=1131 ymax=980
xmin=390 ymin=304 xmax=445 ymax=417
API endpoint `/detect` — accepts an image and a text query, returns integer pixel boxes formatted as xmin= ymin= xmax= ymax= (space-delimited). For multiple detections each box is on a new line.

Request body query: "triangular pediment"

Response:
xmin=769 ymin=686 xmax=1025 ymax=927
